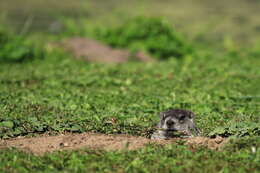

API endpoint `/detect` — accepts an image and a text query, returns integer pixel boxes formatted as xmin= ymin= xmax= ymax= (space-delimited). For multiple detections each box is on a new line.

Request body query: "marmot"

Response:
xmin=151 ymin=109 xmax=201 ymax=139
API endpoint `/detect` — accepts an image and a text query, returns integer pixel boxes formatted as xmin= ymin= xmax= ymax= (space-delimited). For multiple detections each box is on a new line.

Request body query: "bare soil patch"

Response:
xmin=61 ymin=37 xmax=153 ymax=64
xmin=0 ymin=133 xmax=228 ymax=155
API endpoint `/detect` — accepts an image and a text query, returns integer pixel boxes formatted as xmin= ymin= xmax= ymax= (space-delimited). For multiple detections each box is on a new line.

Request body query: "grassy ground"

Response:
xmin=0 ymin=47 xmax=259 ymax=171
xmin=1 ymin=50 xmax=259 ymax=138
xmin=1 ymin=139 xmax=260 ymax=173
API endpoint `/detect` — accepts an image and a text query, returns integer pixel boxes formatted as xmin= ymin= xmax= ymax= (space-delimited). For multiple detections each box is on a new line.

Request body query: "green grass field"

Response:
xmin=0 ymin=44 xmax=259 ymax=172
xmin=0 ymin=0 xmax=260 ymax=172
xmin=1 ymin=50 xmax=259 ymax=138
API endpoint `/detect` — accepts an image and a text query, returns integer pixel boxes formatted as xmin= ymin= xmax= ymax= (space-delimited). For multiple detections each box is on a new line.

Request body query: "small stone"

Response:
xmin=251 ymin=146 xmax=256 ymax=153
xmin=60 ymin=142 xmax=69 ymax=147
xmin=214 ymin=136 xmax=223 ymax=144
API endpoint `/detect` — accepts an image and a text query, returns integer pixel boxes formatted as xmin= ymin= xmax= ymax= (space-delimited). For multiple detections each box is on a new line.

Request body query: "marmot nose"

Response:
xmin=166 ymin=120 xmax=174 ymax=127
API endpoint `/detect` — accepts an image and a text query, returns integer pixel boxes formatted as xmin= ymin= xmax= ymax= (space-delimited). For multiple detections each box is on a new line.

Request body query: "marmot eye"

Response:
xmin=166 ymin=120 xmax=174 ymax=126
xmin=179 ymin=115 xmax=185 ymax=123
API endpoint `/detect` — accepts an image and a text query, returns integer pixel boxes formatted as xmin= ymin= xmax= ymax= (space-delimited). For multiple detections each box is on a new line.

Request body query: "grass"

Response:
xmin=0 ymin=37 xmax=259 ymax=172
xmin=0 ymin=48 xmax=259 ymax=138
xmin=0 ymin=42 xmax=260 ymax=171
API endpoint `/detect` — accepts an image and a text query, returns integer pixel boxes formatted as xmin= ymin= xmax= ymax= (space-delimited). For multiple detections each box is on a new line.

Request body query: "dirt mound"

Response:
xmin=62 ymin=37 xmax=152 ymax=64
xmin=0 ymin=133 xmax=227 ymax=155
xmin=186 ymin=136 xmax=227 ymax=150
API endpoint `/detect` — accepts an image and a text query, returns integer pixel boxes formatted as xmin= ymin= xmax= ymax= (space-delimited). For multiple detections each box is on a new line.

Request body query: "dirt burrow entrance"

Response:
xmin=0 ymin=133 xmax=227 ymax=155
xmin=60 ymin=37 xmax=153 ymax=64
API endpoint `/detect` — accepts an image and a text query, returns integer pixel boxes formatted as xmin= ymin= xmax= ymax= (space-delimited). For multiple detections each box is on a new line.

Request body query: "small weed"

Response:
xmin=0 ymin=29 xmax=45 ymax=63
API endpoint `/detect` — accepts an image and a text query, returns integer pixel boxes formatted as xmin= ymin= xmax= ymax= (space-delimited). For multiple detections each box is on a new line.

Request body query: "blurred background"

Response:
xmin=1 ymin=0 xmax=260 ymax=46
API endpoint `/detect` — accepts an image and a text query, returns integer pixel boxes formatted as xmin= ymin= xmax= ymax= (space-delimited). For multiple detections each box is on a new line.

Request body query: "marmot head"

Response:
xmin=159 ymin=109 xmax=199 ymax=136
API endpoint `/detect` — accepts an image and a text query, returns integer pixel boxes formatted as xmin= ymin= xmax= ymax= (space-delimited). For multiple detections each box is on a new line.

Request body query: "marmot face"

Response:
xmin=160 ymin=109 xmax=195 ymax=133
xmin=151 ymin=109 xmax=200 ymax=139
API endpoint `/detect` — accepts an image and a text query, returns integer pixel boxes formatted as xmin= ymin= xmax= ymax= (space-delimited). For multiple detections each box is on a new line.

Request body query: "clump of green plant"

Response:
xmin=209 ymin=122 xmax=260 ymax=137
xmin=0 ymin=28 xmax=45 ymax=63
xmin=224 ymin=136 xmax=260 ymax=152
xmin=92 ymin=17 xmax=193 ymax=59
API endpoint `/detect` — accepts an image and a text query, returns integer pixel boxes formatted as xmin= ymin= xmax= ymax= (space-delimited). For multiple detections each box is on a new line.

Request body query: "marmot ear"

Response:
xmin=159 ymin=113 xmax=166 ymax=120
